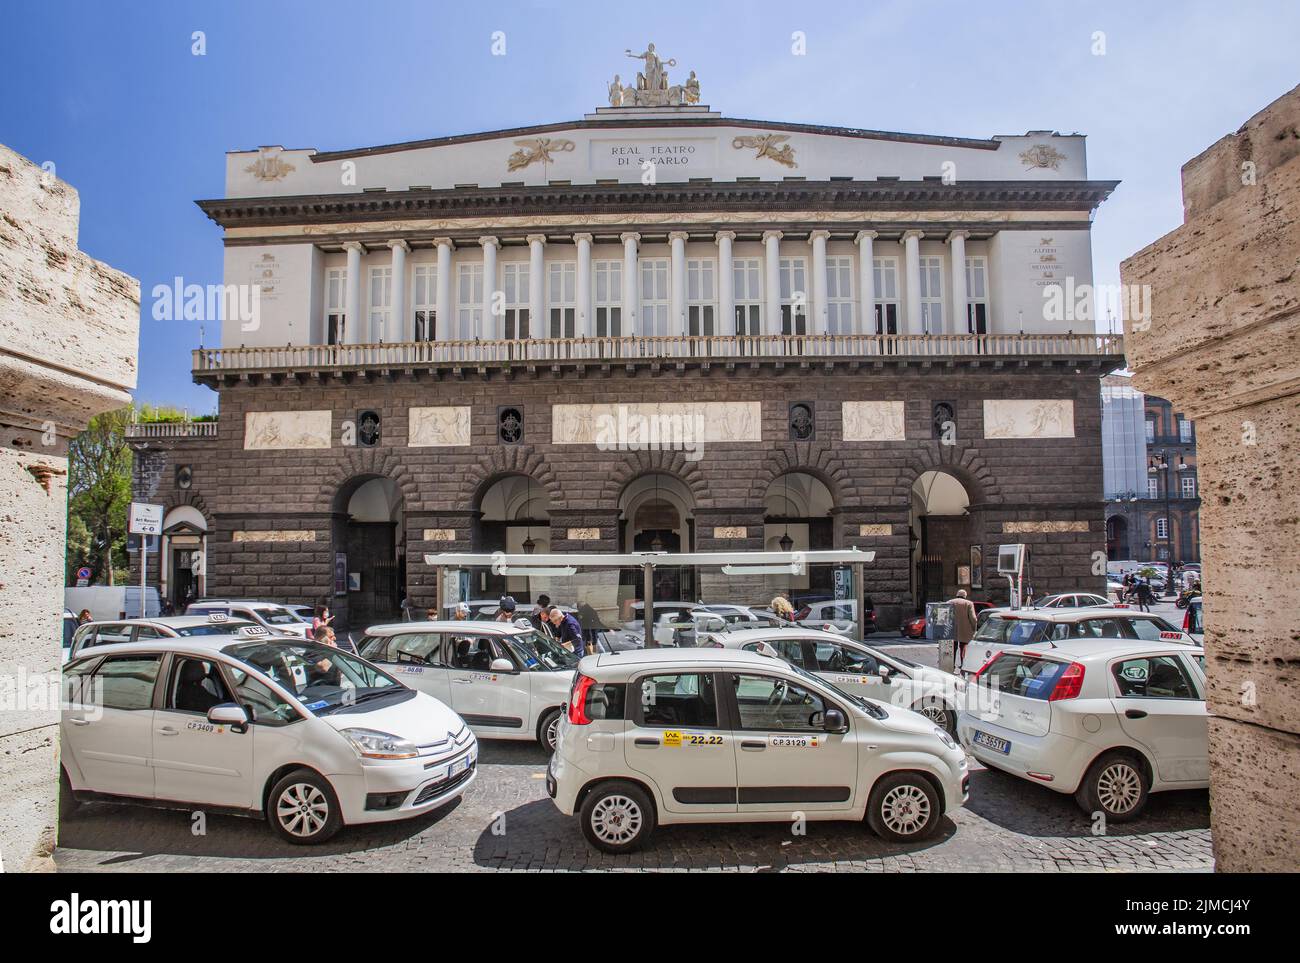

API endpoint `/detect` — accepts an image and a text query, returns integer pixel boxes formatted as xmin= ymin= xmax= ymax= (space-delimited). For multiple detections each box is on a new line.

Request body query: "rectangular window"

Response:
xmin=825 ymin=255 xmax=854 ymax=335
xmin=95 ymin=655 xmax=161 ymax=711
xmin=1156 ymin=517 xmax=1169 ymax=539
xmin=919 ymin=255 xmax=944 ymax=335
xmin=1112 ymin=656 xmax=1197 ymax=700
xmin=686 ymin=258 xmax=716 ymax=337
xmin=965 ymin=256 xmax=988 ymax=335
xmin=1145 ymin=419 xmax=1156 ymax=443
xmin=456 ymin=263 xmax=483 ymax=340
xmin=548 ymin=262 xmax=576 ymax=339
xmin=167 ymin=657 xmax=232 ymax=714
xmin=325 ymin=267 xmax=346 ymax=345
xmin=733 ymin=674 xmax=831 ymax=732
xmin=594 ymin=260 xmax=622 ymax=337
xmin=368 ymin=266 xmax=392 ymax=342
xmin=634 ymin=672 xmax=719 ymax=728
xmin=733 ymin=257 xmax=762 ymax=336
xmin=1147 ymin=477 xmax=1159 ymax=499
xmin=412 ymin=264 xmax=437 ymax=341
xmin=779 ymin=257 xmax=808 ymax=335
xmin=873 ymin=257 xmax=899 ymax=335
xmin=1180 ymin=475 xmax=1196 ymax=499
xmin=1178 ymin=418 xmax=1193 ymax=443
xmin=640 ymin=259 xmax=670 ymax=337
xmin=501 ymin=262 xmax=530 ymax=340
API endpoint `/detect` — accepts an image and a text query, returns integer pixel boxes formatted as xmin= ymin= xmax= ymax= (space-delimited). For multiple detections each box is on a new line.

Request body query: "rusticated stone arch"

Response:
xmin=893 ymin=445 xmax=1002 ymax=506
xmin=316 ymin=446 xmax=418 ymax=511
xmin=746 ymin=442 xmax=859 ymax=507
xmin=161 ymin=490 xmax=212 ymax=527
xmin=599 ymin=448 xmax=712 ymax=511
xmin=459 ymin=445 xmax=561 ymax=512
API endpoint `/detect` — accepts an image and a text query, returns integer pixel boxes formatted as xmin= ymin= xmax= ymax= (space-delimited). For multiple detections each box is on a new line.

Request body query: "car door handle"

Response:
xmin=452 ymin=678 xmax=473 ymax=685
xmin=1124 ymin=709 xmax=1148 ymax=720
xmin=70 ymin=718 xmax=90 ymax=727
xmin=741 ymin=740 xmax=766 ymax=750
xmin=634 ymin=737 xmax=659 ymax=747
xmin=156 ymin=726 xmax=180 ymax=736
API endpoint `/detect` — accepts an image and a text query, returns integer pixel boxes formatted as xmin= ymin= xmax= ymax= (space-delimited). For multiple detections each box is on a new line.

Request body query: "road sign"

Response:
xmin=76 ymin=566 xmax=92 ymax=580
xmin=129 ymin=502 xmax=163 ymax=536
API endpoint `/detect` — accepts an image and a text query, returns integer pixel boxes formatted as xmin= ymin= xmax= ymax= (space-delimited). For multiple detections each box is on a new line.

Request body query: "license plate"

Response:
xmin=448 ymin=754 xmax=472 ymax=778
xmin=973 ymin=730 xmax=1011 ymax=754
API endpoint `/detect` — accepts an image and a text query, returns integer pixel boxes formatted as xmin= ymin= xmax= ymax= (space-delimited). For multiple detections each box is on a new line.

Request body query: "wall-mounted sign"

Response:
xmin=590 ymin=138 xmax=716 ymax=172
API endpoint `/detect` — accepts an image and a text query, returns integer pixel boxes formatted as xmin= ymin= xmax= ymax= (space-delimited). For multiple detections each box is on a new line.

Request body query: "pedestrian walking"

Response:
xmin=1136 ymin=580 xmax=1154 ymax=612
xmin=948 ymin=589 xmax=979 ymax=668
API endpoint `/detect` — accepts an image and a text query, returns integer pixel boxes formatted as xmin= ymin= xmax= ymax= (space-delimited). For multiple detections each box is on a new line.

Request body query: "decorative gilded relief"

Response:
xmin=423 ymin=529 xmax=457 ymax=542
xmin=506 ymin=138 xmax=575 ymax=172
xmin=1003 ymin=521 xmax=1089 ymax=534
xmin=567 ymin=528 xmax=602 ymax=541
xmin=857 ymin=524 xmax=893 ymax=537
xmin=244 ymin=146 xmax=296 ymax=182
xmin=842 ymin=402 xmax=906 ymax=442
xmin=244 ymin=410 xmax=331 ymax=450
xmin=732 ymin=134 xmax=797 ymax=168
xmin=983 ymin=400 xmax=1075 ymax=439
xmin=409 ymin=406 xmax=471 ymax=447
xmin=232 ymin=530 xmax=317 ymax=543
xmin=1019 ymin=144 xmax=1067 ymax=170
xmin=713 ymin=526 xmax=747 ymax=539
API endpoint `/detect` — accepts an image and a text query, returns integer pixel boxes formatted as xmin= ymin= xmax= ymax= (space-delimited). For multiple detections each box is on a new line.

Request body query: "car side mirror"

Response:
xmin=489 ymin=657 xmax=515 ymax=673
xmin=823 ymin=708 xmax=848 ymax=733
xmin=208 ymin=703 xmax=249 ymax=732
xmin=877 ymin=665 xmax=892 ymax=683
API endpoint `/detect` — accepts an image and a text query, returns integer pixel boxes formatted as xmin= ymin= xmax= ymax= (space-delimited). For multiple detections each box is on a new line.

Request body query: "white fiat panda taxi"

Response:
xmin=547 ymin=647 xmax=968 ymax=853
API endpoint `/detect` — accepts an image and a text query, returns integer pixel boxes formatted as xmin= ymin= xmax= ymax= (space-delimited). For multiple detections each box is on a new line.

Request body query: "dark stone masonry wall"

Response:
xmin=131 ymin=365 xmax=1108 ymax=629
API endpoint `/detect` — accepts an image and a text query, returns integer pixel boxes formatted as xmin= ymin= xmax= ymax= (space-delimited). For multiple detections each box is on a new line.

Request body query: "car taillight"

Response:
xmin=1183 ymin=609 xmax=1192 ymax=632
xmin=568 ymin=674 xmax=596 ymax=725
xmin=1049 ymin=662 xmax=1086 ymax=701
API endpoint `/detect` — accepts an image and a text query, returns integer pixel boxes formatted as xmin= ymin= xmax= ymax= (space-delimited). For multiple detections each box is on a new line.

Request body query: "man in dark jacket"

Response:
xmin=548 ymin=606 xmax=587 ymax=656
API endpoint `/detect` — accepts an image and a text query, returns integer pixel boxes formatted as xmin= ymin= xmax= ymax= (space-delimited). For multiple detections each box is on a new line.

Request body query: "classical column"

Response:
xmin=716 ymin=230 xmax=736 ymax=335
xmin=574 ymin=232 xmax=593 ymax=338
xmin=669 ymin=231 xmax=688 ymax=336
xmin=947 ymin=230 xmax=969 ymax=336
xmin=387 ymin=239 xmax=409 ymax=342
xmin=434 ymin=237 xmax=453 ymax=341
xmin=855 ymin=230 xmax=877 ymax=334
xmin=901 ymin=230 xmax=923 ymax=335
xmin=763 ymin=230 xmax=783 ymax=335
xmin=479 ymin=236 xmax=499 ymax=339
xmin=527 ymin=234 xmax=546 ymax=338
xmin=621 ymin=232 xmax=639 ymax=334
xmin=343 ymin=241 xmax=365 ymax=344
xmin=809 ymin=229 xmax=830 ymax=335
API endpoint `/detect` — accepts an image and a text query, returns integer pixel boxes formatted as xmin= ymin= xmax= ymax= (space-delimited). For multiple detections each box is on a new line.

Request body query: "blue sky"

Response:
xmin=3 ymin=0 xmax=1297 ymax=412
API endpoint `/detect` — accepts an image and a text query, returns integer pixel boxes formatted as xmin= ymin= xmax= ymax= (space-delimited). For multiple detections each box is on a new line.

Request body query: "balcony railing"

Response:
xmin=125 ymin=421 xmax=218 ymax=439
xmin=194 ymin=332 xmax=1124 ymax=377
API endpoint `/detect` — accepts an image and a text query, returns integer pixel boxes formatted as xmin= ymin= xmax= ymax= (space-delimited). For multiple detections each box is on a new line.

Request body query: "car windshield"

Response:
xmin=500 ymin=629 xmax=580 ymax=671
xmin=973 ymin=617 xmax=1050 ymax=646
xmin=173 ymin=620 xmax=257 ymax=637
xmin=786 ymin=660 xmax=887 ymax=720
xmin=223 ymin=641 xmax=403 ymax=714
xmin=252 ymin=606 xmax=300 ymax=625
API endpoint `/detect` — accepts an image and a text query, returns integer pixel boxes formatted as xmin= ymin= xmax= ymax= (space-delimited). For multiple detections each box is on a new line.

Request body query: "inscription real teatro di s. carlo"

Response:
xmin=591 ymin=138 xmax=717 ymax=171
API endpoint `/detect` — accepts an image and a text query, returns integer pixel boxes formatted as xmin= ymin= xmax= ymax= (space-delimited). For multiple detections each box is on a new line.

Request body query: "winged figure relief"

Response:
xmin=732 ymin=134 xmax=797 ymax=169
xmin=506 ymin=138 xmax=576 ymax=172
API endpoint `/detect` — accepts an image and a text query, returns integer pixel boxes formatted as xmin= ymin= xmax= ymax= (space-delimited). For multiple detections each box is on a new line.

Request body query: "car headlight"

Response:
xmin=340 ymin=727 xmax=418 ymax=760
xmin=934 ymin=726 xmax=958 ymax=751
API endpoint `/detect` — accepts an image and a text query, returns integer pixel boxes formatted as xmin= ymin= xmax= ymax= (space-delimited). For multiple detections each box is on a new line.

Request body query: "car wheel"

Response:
xmin=1075 ymin=751 xmax=1149 ymax=822
xmin=867 ymin=772 xmax=942 ymax=842
xmin=59 ymin=767 xmax=79 ymax=822
xmin=580 ymin=780 xmax=656 ymax=854
xmin=538 ymin=707 xmax=562 ymax=753
xmin=913 ymin=699 xmax=956 ymax=736
xmin=267 ymin=769 xmax=343 ymax=845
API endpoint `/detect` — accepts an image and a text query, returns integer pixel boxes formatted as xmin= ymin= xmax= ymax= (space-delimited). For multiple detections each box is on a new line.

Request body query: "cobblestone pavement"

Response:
xmin=56 ymin=629 xmax=1212 ymax=873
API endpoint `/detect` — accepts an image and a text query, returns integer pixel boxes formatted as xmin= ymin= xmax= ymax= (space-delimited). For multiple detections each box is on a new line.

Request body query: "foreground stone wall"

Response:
xmin=0 ymin=144 xmax=139 ymax=871
xmin=1121 ymin=85 xmax=1300 ymax=872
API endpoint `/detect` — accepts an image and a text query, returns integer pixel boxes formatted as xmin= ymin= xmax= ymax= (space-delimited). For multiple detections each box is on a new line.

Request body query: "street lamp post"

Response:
xmin=1148 ymin=449 xmax=1188 ymax=593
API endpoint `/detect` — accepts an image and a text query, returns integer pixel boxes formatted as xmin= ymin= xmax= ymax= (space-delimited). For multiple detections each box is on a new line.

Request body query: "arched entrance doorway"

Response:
xmin=620 ymin=473 xmax=695 ymax=601
xmin=333 ymin=476 xmax=404 ymax=628
xmin=161 ymin=505 xmax=207 ymax=610
xmin=473 ymin=474 xmax=552 ymax=598
xmin=910 ymin=470 xmax=971 ymax=610
xmin=764 ymin=471 xmax=835 ymax=600
xmin=1106 ymin=514 xmax=1130 ymax=560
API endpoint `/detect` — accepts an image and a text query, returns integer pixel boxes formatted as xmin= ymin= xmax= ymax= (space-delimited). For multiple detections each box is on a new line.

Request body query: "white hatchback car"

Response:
xmin=959 ymin=609 xmax=1197 ymax=675
xmin=957 ymin=639 xmax=1207 ymax=821
xmin=357 ymin=621 xmax=578 ymax=752
xmin=185 ymin=600 xmax=311 ymax=639
xmin=548 ymin=647 xmax=968 ymax=853
xmin=713 ymin=627 xmax=965 ymax=735
xmin=60 ymin=635 xmax=477 ymax=844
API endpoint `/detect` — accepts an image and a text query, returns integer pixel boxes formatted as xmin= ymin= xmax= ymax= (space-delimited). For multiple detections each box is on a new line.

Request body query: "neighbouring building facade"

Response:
xmin=130 ymin=50 xmax=1122 ymax=630
xmin=1102 ymin=373 xmax=1201 ymax=565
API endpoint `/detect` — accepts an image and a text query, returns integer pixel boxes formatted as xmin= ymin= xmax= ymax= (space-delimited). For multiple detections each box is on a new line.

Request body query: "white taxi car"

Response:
xmin=548 ymin=647 xmax=967 ymax=853
xmin=713 ymin=627 xmax=965 ymax=734
xmin=959 ymin=609 xmax=1197 ymax=675
xmin=358 ymin=621 xmax=578 ymax=752
xmin=185 ymin=600 xmax=311 ymax=638
xmin=958 ymin=639 xmax=1207 ymax=820
xmin=68 ymin=614 xmax=275 ymax=659
xmin=60 ymin=635 xmax=477 ymax=844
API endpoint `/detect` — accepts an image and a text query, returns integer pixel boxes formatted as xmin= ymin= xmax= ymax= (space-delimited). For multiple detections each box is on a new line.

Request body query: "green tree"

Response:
xmin=67 ymin=407 xmax=133 ymax=586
